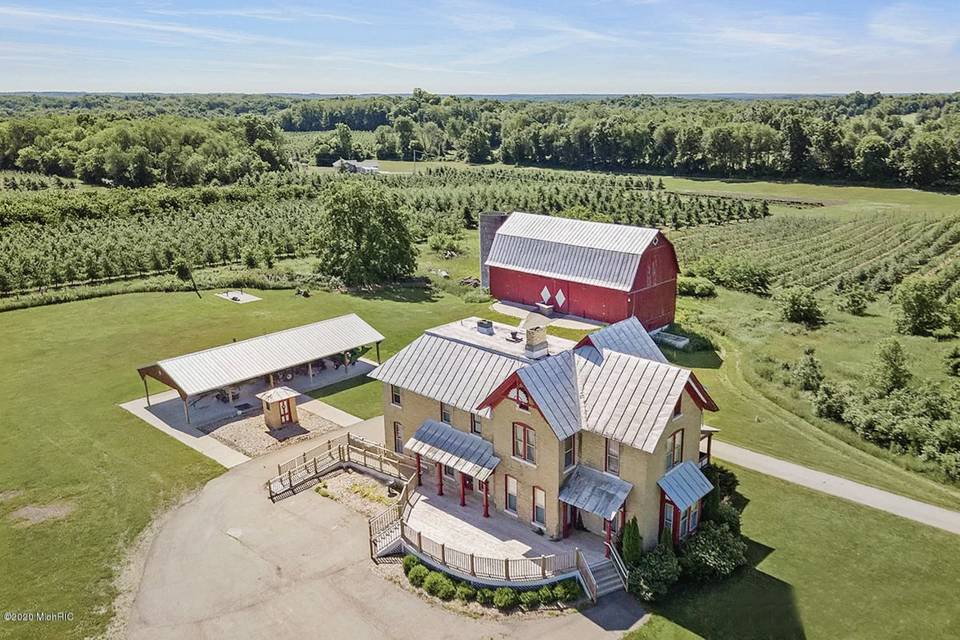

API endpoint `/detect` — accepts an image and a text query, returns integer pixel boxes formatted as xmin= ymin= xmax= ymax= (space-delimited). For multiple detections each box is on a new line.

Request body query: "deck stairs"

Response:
xmin=590 ymin=559 xmax=626 ymax=597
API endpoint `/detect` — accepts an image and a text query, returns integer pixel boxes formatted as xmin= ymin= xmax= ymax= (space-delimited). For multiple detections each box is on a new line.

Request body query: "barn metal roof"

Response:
xmin=139 ymin=314 xmax=384 ymax=397
xmin=657 ymin=461 xmax=714 ymax=511
xmin=368 ymin=318 xmax=573 ymax=417
xmin=485 ymin=212 xmax=660 ymax=291
xmin=405 ymin=419 xmax=500 ymax=481
xmin=559 ymin=464 xmax=633 ymax=521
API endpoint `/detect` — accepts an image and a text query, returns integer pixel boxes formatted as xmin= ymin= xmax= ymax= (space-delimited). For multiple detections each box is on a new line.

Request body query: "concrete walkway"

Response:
xmin=713 ymin=441 xmax=960 ymax=535
xmin=126 ymin=418 xmax=645 ymax=640
xmin=490 ymin=301 xmax=605 ymax=330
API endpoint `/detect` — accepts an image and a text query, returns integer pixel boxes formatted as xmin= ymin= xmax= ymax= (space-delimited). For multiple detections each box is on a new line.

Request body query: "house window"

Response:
xmin=605 ymin=438 xmax=620 ymax=476
xmin=563 ymin=435 xmax=575 ymax=469
xmin=663 ymin=501 xmax=674 ymax=537
xmin=512 ymin=423 xmax=536 ymax=463
xmin=509 ymin=385 xmax=530 ymax=411
xmin=679 ymin=507 xmax=689 ymax=538
xmin=673 ymin=398 xmax=682 ymax=419
xmin=666 ymin=430 xmax=684 ymax=470
xmin=444 ymin=465 xmax=455 ymax=479
xmin=505 ymin=475 xmax=518 ymax=514
xmin=532 ymin=487 xmax=546 ymax=527
xmin=392 ymin=421 xmax=404 ymax=454
xmin=470 ymin=413 xmax=481 ymax=434
xmin=440 ymin=402 xmax=452 ymax=424
xmin=689 ymin=500 xmax=700 ymax=533
xmin=390 ymin=385 xmax=401 ymax=406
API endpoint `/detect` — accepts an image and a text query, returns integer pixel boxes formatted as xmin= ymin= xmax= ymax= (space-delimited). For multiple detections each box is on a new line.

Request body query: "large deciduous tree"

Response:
xmin=315 ymin=181 xmax=417 ymax=286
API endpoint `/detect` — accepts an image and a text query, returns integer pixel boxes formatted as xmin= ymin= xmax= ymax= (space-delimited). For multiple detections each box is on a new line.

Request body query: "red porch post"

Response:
xmin=620 ymin=504 xmax=627 ymax=531
xmin=604 ymin=519 xmax=612 ymax=557
xmin=436 ymin=462 xmax=443 ymax=496
xmin=459 ymin=472 xmax=466 ymax=507
xmin=482 ymin=479 xmax=489 ymax=517
xmin=415 ymin=453 xmax=422 ymax=486
xmin=707 ymin=433 xmax=713 ymax=464
xmin=561 ymin=503 xmax=568 ymax=538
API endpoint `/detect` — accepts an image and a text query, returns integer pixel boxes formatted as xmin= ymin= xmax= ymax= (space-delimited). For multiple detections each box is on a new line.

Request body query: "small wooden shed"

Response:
xmin=256 ymin=386 xmax=300 ymax=430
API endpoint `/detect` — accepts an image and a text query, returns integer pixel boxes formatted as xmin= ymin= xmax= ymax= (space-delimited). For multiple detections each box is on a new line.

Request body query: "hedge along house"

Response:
xmin=480 ymin=212 xmax=679 ymax=329
xmin=137 ymin=314 xmax=384 ymax=426
xmin=370 ymin=315 xmax=718 ymax=558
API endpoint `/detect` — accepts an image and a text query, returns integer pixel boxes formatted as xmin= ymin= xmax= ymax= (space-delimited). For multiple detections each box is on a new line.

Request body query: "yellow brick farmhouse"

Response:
xmin=370 ymin=316 xmax=719 ymax=554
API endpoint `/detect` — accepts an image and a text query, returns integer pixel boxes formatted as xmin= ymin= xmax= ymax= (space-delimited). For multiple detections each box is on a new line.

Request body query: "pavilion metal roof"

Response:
xmin=484 ymin=212 xmax=660 ymax=291
xmin=139 ymin=314 xmax=383 ymax=397
xmin=559 ymin=464 xmax=633 ymax=521
xmin=658 ymin=461 xmax=714 ymax=512
xmin=405 ymin=420 xmax=500 ymax=482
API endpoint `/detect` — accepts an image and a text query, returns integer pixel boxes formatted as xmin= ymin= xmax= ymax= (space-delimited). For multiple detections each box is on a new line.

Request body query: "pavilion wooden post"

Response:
xmin=183 ymin=398 xmax=191 ymax=425
xmin=376 ymin=341 xmax=381 ymax=364
xmin=343 ymin=351 xmax=350 ymax=375
xmin=459 ymin=472 xmax=466 ymax=507
xmin=415 ymin=453 xmax=422 ymax=486
xmin=308 ymin=362 xmax=313 ymax=381
xmin=482 ymin=480 xmax=489 ymax=517
xmin=143 ymin=378 xmax=151 ymax=407
xmin=436 ymin=462 xmax=443 ymax=496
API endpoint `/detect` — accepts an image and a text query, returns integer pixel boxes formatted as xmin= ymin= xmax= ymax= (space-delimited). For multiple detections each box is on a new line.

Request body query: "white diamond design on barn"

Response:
xmin=555 ymin=289 xmax=566 ymax=307
xmin=540 ymin=286 xmax=551 ymax=303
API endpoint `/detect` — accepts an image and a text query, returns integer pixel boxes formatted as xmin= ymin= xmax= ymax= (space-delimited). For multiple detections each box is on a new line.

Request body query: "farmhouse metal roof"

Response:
xmin=515 ymin=345 xmax=716 ymax=452
xmin=138 ymin=314 xmax=384 ymax=398
xmin=657 ymin=461 xmax=714 ymax=512
xmin=368 ymin=318 xmax=573 ymax=417
xmin=577 ymin=316 xmax=668 ymax=362
xmin=405 ymin=419 xmax=500 ymax=482
xmin=484 ymin=212 xmax=661 ymax=291
xmin=559 ymin=464 xmax=633 ymax=521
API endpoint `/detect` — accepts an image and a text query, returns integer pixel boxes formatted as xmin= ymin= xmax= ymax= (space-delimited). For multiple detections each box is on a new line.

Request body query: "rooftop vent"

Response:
xmin=476 ymin=319 xmax=495 ymax=336
xmin=506 ymin=330 xmax=522 ymax=343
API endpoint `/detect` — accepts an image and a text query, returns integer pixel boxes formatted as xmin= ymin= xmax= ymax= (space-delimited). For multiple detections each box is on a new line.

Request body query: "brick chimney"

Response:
xmin=524 ymin=325 xmax=549 ymax=359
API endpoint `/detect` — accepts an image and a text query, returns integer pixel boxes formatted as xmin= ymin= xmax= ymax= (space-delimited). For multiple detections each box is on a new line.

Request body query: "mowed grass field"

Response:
xmin=1 ymin=174 xmax=959 ymax=639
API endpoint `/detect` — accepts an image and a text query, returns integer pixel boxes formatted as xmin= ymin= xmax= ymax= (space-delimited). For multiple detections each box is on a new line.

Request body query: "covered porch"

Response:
xmin=559 ymin=464 xmax=633 ymax=558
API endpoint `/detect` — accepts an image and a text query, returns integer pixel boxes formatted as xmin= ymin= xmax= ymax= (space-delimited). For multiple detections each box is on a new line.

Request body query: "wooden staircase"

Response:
xmin=591 ymin=559 xmax=626 ymax=597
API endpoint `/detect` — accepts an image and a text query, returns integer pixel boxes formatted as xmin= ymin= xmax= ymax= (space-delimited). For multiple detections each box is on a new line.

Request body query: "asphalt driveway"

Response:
xmin=126 ymin=424 xmax=646 ymax=640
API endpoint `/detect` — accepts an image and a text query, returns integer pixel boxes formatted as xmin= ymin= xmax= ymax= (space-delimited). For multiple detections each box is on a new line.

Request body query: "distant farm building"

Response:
xmin=332 ymin=159 xmax=379 ymax=174
xmin=480 ymin=212 xmax=678 ymax=329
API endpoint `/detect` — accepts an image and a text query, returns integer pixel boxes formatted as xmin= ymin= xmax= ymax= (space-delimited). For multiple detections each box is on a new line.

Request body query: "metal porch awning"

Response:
xmin=559 ymin=464 xmax=633 ymax=521
xmin=657 ymin=460 xmax=714 ymax=511
xmin=405 ymin=420 xmax=500 ymax=482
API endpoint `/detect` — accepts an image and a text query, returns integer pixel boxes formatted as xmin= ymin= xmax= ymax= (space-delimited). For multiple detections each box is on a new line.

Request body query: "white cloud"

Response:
xmin=869 ymin=3 xmax=960 ymax=48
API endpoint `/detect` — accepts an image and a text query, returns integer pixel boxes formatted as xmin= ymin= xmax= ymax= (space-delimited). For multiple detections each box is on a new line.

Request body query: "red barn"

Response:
xmin=480 ymin=212 xmax=678 ymax=329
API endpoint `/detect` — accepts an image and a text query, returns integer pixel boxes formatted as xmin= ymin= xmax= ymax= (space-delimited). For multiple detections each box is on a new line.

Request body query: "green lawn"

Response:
xmin=625 ymin=464 xmax=960 ymax=640
xmin=0 ymin=286 xmax=499 ymax=640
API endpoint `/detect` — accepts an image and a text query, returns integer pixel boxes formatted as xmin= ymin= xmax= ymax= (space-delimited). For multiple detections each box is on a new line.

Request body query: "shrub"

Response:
xmin=402 ymin=554 xmax=421 ymax=576
xmin=814 ymin=381 xmax=849 ymax=421
xmin=946 ymin=346 xmax=960 ymax=377
xmin=677 ymin=276 xmax=717 ymax=298
xmin=712 ymin=501 xmax=743 ymax=535
xmin=711 ymin=464 xmax=739 ymax=501
xmin=775 ymin=286 xmax=825 ymax=326
xmin=476 ymin=588 xmax=495 ymax=605
xmin=423 ymin=571 xmax=456 ymax=600
xmin=869 ymin=338 xmax=912 ymax=395
xmin=792 ymin=346 xmax=824 ymax=392
xmin=621 ymin=516 xmax=643 ymax=566
xmin=627 ymin=543 xmax=681 ymax=601
xmin=463 ymin=288 xmax=492 ymax=304
xmin=519 ymin=589 xmax=541 ymax=609
xmin=553 ymin=578 xmax=582 ymax=603
xmin=947 ymin=300 xmax=960 ymax=334
xmin=492 ymin=587 xmax=519 ymax=610
xmin=455 ymin=583 xmax=476 ymax=602
xmin=679 ymin=522 xmax=747 ymax=582
xmin=537 ymin=584 xmax=557 ymax=605
xmin=407 ymin=564 xmax=429 ymax=587
xmin=893 ymin=276 xmax=944 ymax=336
xmin=836 ymin=286 xmax=870 ymax=316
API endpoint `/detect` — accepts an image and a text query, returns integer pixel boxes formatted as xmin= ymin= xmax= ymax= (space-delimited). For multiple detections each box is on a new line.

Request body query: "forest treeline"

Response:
xmin=0 ymin=114 xmax=287 ymax=187
xmin=2 ymin=89 xmax=960 ymax=187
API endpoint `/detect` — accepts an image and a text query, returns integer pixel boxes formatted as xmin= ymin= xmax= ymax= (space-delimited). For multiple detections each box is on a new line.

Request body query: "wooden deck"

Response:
xmin=405 ymin=476 xmax=607 ymax=566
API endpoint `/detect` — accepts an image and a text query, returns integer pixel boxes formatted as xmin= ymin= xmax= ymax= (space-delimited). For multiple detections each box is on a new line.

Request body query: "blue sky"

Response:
xmin=1 ymin=1 xmax=959 ymax=94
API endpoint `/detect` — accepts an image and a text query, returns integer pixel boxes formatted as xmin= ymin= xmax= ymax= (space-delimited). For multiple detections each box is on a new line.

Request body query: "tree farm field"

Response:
xmin=0 ymin=175 xmax=958 ymax=640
